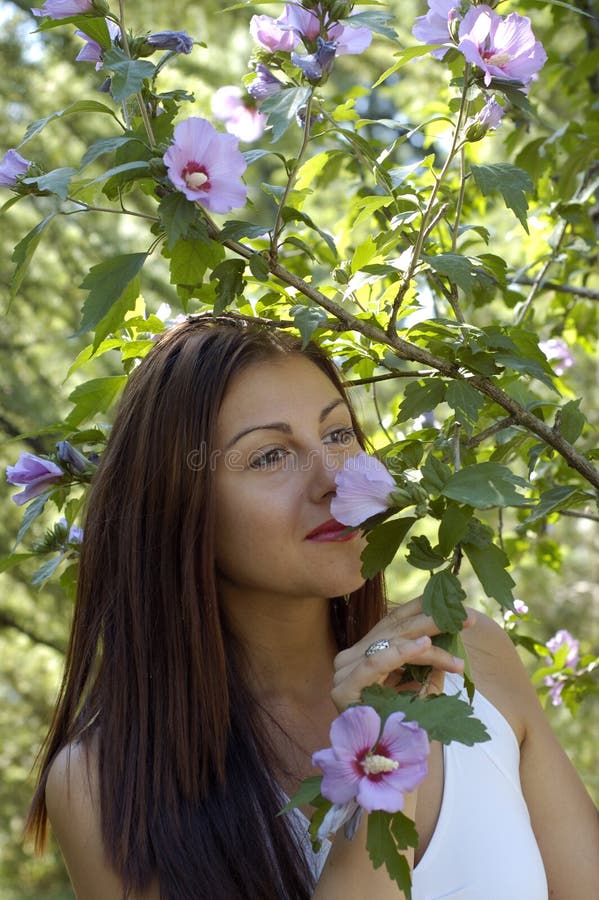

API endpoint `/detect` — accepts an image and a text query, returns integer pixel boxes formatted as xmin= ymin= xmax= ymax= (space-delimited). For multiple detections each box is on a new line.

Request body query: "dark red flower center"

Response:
xmin=182 ymin=160 xmax=211 ymax=192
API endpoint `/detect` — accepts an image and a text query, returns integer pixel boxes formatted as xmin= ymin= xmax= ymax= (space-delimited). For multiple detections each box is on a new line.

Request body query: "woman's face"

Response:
xmin=213 ymin=354 xmax=367 ymax=605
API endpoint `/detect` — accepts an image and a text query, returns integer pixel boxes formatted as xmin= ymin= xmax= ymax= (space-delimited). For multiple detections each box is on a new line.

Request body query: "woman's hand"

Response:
xmin=331 ymin=597 xmax=474 ymax=711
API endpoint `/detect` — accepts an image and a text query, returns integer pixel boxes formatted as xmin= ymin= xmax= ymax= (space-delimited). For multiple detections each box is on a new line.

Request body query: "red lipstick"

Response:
xmin=306 ymin=518 xmax=357 ymax=542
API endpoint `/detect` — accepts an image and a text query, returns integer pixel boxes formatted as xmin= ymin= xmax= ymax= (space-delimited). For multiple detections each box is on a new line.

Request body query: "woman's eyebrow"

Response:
xmin=224 ymin=397 xmax=347 ymax=450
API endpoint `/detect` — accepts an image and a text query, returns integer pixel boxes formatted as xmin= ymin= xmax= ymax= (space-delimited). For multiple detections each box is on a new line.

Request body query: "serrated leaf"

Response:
xmin=471 ymin=163 xmax=533 ymax=232
xmin=373 ymin=44 xmax=440 ymax=88
xmin=12 ymin=492 xmax=51 ymax=552
xmin=10 ymin=214 xmax=56 ymax=300
xmin=422 ymin=570 xmax=467 ymax=633
xmin=91 ymin=277 xmax=141 ymax=352
xmin=159 ymin=193 xmax=207 ymax=248
xmin=281 ymin=206 xmax=337 ymax=259
xmin=367 ymin=812 xmax=413 ymax=900
xmin=441 ymin=462 xmax=529 ymax=509
xmin=558 ymin=399 xmax=585 ymax=444
xmin=523 ymin=485 xmax=586 ymax=525
xmin=210 ymin=259 xmax=246 ymax=314
xmin=420 ymin=454 xmax=451 ymax=495
xmin=102 ymin=48 xmax=156 ymax=103
xmin=78 ymin=253 xmax=148 ymax=335
xmin=396 ymin=378 xmax=447 ymax=424
xmin=462 ymin=541 xmax=515 ymax=610
xmin=260 ymin=87 xmax=311 ymax=142
xmin=341 ymin=10 xmax=398 ymax=39
xmin=169 ymin=237 xmax=223 ymax=285
xmin=65 ymin=376 xmax=127 ymax=428
xmin=437 ymin=504 xmax=473 ymax=556
xmin=22 ymin=167 xmax=76 ymax=200
xmin=406 ymin=535 xmax=446 ymax=571
xmin=445 ymin=380 xmax=484 ymax=431
xmin=291 ymin=305 xmax=328 ymax=349
xmin=80 ymin=136 xmax=143 ymax=171
xmin=248 ymin=253 xmax=270 ymax=281
xmin=220 ymin=220 xmax=269 ymax=242
xmin=361 ymin=518 xmax=417 ymax=579
xmin=295 ymin=151 xmax=332 ymax=190
xmin=279 ymin=775 xmax=322 ymax=814
xmin=424 ymin=253 xmax=482 ymax=295
xmin=31 ymin=553 xmax=65 ymax=589
xmin=20 ymin=100 xmax=120 ymax=146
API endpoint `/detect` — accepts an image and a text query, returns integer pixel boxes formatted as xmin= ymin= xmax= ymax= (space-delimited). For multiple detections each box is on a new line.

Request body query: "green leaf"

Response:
xmin=281 ymin=206 xmax=337 ymax=259
xmin=159 ymin=193 xmax=207 ymax=248
xmin=420 ymin=454 xmax=451 ymax=495
xmin=260 ymin=87 xmax=311 ymax=142
xmin=13 ymin=492 xmax=51 ymax=552
xmin=361 ymin=518 xmax=417 ymax=579
xmin=445 ymin=380 xmax=484 ymax=432
xmin=102 ymin=48 xmax=156 ymax=103
xmin=389 ymin=810 xmax=419 ymax=851
xmin=396 ymin=378 xmax=447 ymax=424
xmin=65 ymin=376 xmax=128 ymax=428
xmin=424 ymin=253 xmax=482 ymax=295
xmin=90 ymin=160 xmax=151 ymax=191
xmin=23 ymin=167 xmax=76 ymax=200
xmin=441 ymin=462 xmax=529 ymax=509
xmin=341 ymin=10 xmax=398 ymax=40
xmin=169 ymin=237 xmax=224 ymax=286
xmin=361 ymin=685 xmax=490 ymax=746
xmin=78 ymin=253 xmax=148 ymax=335
xmin=523 ymin=485 xmax=587 ymax=525
xmin=91 ymin=277 xmax=141 ymax=352
xmin=20 ymin=100 xmax=121 ymax=146
xmin=367 ymin=812 xmax=413 ymax=900
xmin=437 ymin=504 xmax=473 ymax=556
xmin=220 ymin=220 xmax=269 ymax=242
xmin=10 ymin=214 xmax=56 ymax=300
xmin=0 ymin=552 xmax=36 ymax=573
xmin=210 ymin=259 xmax=246 ymax=314
xmin=422 ymin=570 xmax=468 ymax=633
xmin=470 ymin=163 xmax=533 ymax=232
xmin=405 ymin=535 xmax=446 ymax=571
xmin=248 ymin=253 xmax=270 ymax=282
xmin=279 ymin=775 xmax=323 ymax=814
xmin=462 ymin=541 xmax=516 ymax=610
xmin=558 ymin=399 xmax=585 ymax=444
xmin=373 ymin=45 xmax=441 ymax=88
xmin=290 ymin=305 xmax=329 ymax=349
xmin=80 ymin=136 xmax=143 ymax=171
xmin=31 ymin=553 xmax=65 ymax=589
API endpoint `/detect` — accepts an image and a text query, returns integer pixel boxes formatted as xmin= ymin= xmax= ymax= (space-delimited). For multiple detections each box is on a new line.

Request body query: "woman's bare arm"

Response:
xmin=45 ymin=742 xmax=160 ymax=900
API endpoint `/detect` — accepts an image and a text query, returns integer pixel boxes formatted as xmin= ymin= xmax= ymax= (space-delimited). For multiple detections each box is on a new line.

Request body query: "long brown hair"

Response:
xmin=27 ymin=316 xmax=387 ymax=899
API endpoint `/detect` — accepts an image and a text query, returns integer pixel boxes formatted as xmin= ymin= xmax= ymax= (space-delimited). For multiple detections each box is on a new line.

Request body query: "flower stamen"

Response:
xmin=361 ymin=752 xmax=400 ymax=776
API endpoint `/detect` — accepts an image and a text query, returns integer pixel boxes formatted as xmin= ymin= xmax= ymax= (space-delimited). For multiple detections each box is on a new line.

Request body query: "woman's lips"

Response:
xmin=305 ymin=518 xmax=357 ymax=542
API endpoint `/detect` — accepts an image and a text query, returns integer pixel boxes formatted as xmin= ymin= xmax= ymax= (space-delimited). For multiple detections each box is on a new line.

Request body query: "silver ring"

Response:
xmin=365 ymin=638 xmax=391 ymax=657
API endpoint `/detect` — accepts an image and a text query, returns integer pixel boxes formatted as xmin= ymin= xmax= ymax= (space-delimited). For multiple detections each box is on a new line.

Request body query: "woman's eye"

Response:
xmin=324 ymin=427 xmax=356 ymax=446
xmin=249 ymin=448 xmax=289 ymax=469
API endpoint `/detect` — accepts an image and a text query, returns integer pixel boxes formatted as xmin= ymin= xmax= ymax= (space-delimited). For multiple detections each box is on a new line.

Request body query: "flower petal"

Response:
xmin=329 ymin=705 xmax=381 ymax=759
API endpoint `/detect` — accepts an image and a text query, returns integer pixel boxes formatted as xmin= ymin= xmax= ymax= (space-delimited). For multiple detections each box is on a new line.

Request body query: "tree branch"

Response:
xmin=0 ymin=610 xmax=65 ymax=654
xmin=512 ymin=277 xmax=599 ymax=302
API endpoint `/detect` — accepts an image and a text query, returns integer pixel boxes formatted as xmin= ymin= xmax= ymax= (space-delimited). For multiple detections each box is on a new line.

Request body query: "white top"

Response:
xmin=290 ymin=673 xmax=548 ymax=899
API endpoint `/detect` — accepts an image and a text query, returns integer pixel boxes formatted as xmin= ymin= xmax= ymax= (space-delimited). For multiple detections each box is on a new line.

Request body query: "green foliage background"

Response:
xmin=0 ymin=0 xmax=597 ymax=895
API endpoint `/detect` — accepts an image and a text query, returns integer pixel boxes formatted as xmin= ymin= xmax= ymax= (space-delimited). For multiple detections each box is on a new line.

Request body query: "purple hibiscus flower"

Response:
xmin=0 ymin=149 xmax=31 ymax=187
xmin=412 ymin=0 xmax=459 ymax=58
xmin=539 ymin=338 xmax=574 ymax=376
xmin=247 ymin=64 xmax=284 ymax=101
xmin=75 ymin=20 xmax=121 ymax=70
xmin=457 ymin=5 xmax=547 ymax=87
xmin=58 ymin=517 xmax=84 ymax=544
xmin=291 ymin=37 xmax=337 ymax=83
xmin=331 ymin=451 xmax=397 ymax=527
xmin=211 ymin=87 xmax=266 ymax=143
xmin=163 ymin=117 xmax=247 ymax=213
xmin=544 ymin=629 xmax=580 ymax=706
xmin=145 ymin=30 xmax=194 ymax=55
xmin=279 ymin=3 xmax=372 ymax=56
xmin=313 ymin=705 xmax=429 ymax=813
xmin=465 ymin=97 xmax=504 ymax=141
xmin=249 ymin=14 xmax=298 ymax=52
xmin=33 ymin=0 xmax=93 ymax=18
xmin=6 ymin=452 xmax=64 ymax=506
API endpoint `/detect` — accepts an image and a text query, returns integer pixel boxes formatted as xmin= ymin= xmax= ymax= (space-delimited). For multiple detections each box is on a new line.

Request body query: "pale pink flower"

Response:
xmin=412 ymin=0 xmax=458 ymax=59
xmin=457 ymin=5 xmax=547 ymax=87
xmin=249 ymin=14 xmax=298 ymax=52
xmin=6 ymin=452 xmax=64 ymax=506
xmin=539 ymin=338 xmax=574 ymax=376
xmin=544 ymin=629 xmax=580 ymax=706
xmin=33 ymin=0 xmax=92 ymax=18
xmin=331 ymin=451 xmax=397 ymax=526
xmin=0 ymin=149 xmax=31 ymax=187
xmin=211 ymin=87 xmax=266 ymax=143
xmin=75 ymin=20 xmax=121 ymax=70
xmin=313 ymin=706 xmax=429 ymax=813
xmin=163 ymin=117 xmax=247 ymax=213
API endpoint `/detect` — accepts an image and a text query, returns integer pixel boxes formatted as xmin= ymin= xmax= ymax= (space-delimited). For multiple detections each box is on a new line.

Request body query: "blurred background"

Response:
xmin=1 ymin=1 xmax=597 ymax=895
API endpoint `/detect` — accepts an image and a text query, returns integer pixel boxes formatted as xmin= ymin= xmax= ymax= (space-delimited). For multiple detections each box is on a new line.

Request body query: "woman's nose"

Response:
xmin=307 ymin=445 xmax=347 ymax=503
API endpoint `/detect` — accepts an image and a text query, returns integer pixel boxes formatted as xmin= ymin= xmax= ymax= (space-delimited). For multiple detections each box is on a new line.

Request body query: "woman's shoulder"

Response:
xmin=461 ymin=609 xmax=539 ymax=744
xmin=46 ymin=734 xmax=100 ymax=824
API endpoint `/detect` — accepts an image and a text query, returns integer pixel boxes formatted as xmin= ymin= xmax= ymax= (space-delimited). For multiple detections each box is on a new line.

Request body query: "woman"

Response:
xmin=27 ymin=316 xmax=598 ymax=899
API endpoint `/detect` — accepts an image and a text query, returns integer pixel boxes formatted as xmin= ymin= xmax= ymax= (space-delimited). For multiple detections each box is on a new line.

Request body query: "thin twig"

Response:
xmin=558 ymin=509 xmax=599 ymax=523
xmin=345 ymin=370 xmax=435 ymax=386
xmin=466 ymin=416 xmax=516 ymax=449
xmin=512 ymin=278 xmax=599 ymax=301
xmin=0 ymin=610 xmax=65 ymax=654
xmin=63 ymin=200 xmax=159 ymax=222
xmin=515 ymin=220 xmax=568 ymax=325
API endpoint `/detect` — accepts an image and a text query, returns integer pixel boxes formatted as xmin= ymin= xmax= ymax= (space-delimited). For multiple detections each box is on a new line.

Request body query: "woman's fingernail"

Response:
xmin=415 ymin=636 xmax=430 ymax=647
xmin=453 ymin=656 xmax=464 ymax=667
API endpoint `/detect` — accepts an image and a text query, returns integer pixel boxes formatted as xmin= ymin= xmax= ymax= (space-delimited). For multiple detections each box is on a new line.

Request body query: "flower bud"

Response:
xmin=56 ymin=440 xmax=91 ymax=475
